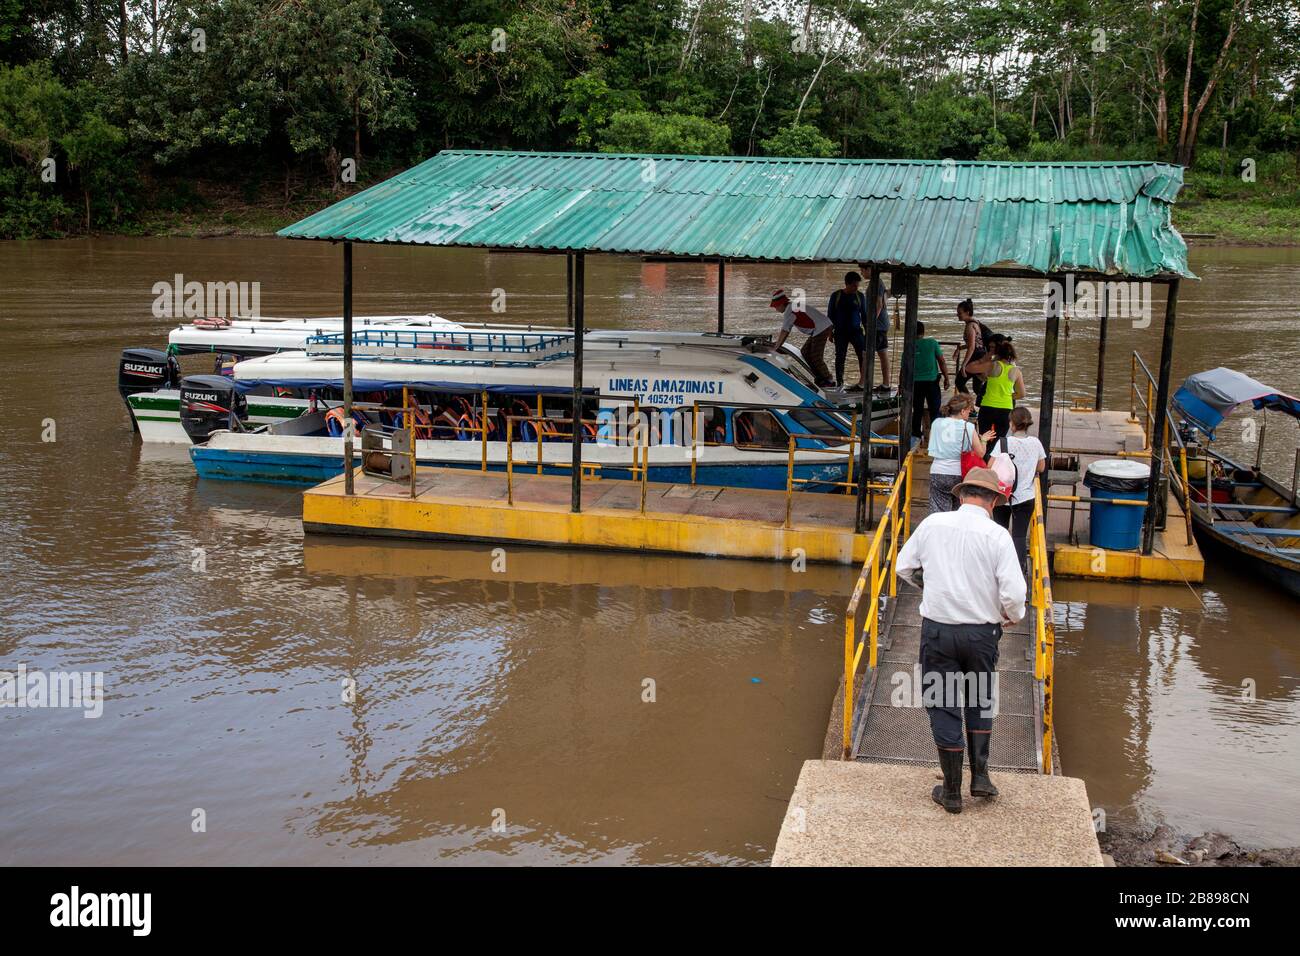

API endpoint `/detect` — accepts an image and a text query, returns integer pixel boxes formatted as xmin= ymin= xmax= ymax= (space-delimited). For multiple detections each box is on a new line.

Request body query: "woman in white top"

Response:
xmin=989 ymin=406 xmax=1047 ymax=571
xmin=925 ymin=393 xmax=994 ymax=513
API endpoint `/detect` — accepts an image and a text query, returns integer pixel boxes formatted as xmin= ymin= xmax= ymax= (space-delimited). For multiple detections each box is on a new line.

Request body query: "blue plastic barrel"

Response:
xmin=1083 ymin=459 xmax=1150 ymax=551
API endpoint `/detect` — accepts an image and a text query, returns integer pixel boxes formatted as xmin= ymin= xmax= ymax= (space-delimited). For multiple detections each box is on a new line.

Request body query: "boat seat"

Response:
xmin=1215 ymin=503 xmax=1299 ymax=514
xmin=1215 ymin=522 xmax=1300 ymax=539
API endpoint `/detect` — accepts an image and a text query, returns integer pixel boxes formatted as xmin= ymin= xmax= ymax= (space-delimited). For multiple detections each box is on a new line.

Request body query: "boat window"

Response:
xmin=733 ymin=410 xmax=790 ymax=450
xmin=696 ymin=405 xmax=727 ymax=445
xmin=788 ymin=408 xmax=849 ymax=441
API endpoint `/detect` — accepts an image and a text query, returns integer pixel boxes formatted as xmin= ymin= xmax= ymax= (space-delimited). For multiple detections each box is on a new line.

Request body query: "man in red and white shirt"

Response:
xmin=768 ymin=289 xmax=834 ymax=388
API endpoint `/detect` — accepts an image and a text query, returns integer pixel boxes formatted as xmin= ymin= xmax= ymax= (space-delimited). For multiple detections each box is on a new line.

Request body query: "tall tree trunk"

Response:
xmin=1155 ymin=52 xmax=1169 ymax=146
xmin=1176 ymin=0 xmax=1246 ymax=167
xmin=1176 ymin=0 xmax=1201 ymax=157
xmin=118 ymin=0 xmax=129 ymax=63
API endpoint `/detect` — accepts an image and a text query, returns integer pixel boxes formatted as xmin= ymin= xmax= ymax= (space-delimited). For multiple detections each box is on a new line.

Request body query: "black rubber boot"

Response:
xmin=931 ymin=748 xmax=963 ymax=814
xmin=968 ymin=732 xmax=998 ymax=798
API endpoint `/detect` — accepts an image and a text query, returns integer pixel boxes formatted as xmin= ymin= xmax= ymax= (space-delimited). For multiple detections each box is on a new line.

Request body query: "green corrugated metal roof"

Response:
xmin=279 ymin=151 xmax=1192 ymax=278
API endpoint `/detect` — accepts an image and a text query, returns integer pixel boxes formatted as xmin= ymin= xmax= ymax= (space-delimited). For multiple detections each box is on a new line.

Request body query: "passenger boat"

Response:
xmin=119 ymin=313 xmax=463 ymax=442
xmin=1171 ymin=368 xmax=1300 ymax=599
xmin=183 ymin=326 xmax=900 ymax=492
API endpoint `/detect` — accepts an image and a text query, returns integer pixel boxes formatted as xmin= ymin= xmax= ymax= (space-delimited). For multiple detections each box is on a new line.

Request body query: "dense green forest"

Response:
xmin=1 ymin=0 xmax=1297 ymax=239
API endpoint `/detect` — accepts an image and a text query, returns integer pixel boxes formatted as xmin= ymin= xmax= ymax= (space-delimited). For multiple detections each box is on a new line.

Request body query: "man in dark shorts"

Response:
xmin=827 ymin=271 xmax=868 ymax=391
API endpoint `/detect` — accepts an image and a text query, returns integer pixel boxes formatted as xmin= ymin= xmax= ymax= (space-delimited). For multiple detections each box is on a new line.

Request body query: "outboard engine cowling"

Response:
xmin=179 ymin=374 xmax=247 ymax=444
xmin=118 ymin=348 xmax=180 ymax=430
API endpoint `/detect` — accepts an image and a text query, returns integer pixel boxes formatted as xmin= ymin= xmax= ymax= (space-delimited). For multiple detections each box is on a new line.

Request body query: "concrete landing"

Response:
xmin=772 ymin=760 xmax=1102 ymax=867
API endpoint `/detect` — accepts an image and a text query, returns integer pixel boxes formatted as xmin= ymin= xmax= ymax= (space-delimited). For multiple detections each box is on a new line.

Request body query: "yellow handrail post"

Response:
xmin=868 ymin=550 xmax=881 ymax=668
xmin=640 ymin=421 xmax=649 ymax=514
xmin=1145 ymin=380 xmax=1154 ymax=448
xmin=404 ymin=387 xmax=416 ymax=499
xmin=846 ymin=413 xmax=857 ymax=487
xmin=784 ymin=436 xmax=795 ymax=529
xmin=843 ymin=597 xmax=858 ymax=759
xmin=480 ymin=389 xmax=488 ymax=473
xmin=1129 ymin=352 xmax=1138 ymax=423
xmin=904 ymin=454 xmax=913 ymax=538
xmin=506 ymin=427 xmax=514 ymax=506
xmin=691 ymin=400 xmax=699 ymax=486
xmin=536 ymin=392 xmax=544 ymax=475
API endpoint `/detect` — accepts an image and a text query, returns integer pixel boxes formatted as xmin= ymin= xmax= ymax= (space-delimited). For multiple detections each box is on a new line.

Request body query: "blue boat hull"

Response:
xmin=189 ymin=446 xmax=850 ymax=493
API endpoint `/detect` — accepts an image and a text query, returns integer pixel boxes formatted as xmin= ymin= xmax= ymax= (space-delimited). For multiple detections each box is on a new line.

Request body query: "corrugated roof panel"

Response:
xmin=279 ymin=151 xmax=1192 ymax=277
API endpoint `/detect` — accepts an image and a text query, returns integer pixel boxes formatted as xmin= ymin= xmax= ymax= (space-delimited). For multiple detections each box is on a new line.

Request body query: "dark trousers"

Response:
xmin=832 ymin=320 xmax=866 ymax=385
xmin=919 ymin=618 xmax=1002 ymax=749
xmin=994 ymin=498 xmax=1034 ymax=573
xmin=801 ymin=328 xmax=834 ymax=386
xmin=978 ymin=405 xmax=1011 ymax=441
xmin=911 ymin=377 xmax=942 ymax=438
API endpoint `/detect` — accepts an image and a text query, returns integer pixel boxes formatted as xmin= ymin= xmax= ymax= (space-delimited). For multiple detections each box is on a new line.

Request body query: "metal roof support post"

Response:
xmin=343 ymin=240 xmax=354 ymax=496
xmin=1095 ymin=281 xmax=1109 ymax=411
xmin=716 ymin=258 xmax=726 ymax=334
xmin=571 ymin=251 xmax=585 ymax=513
xmin=1142 ymin=279 xmax=1179 ymax=555
xmin=897 ymin=271 xmax=920 ymax=457
xmin=1038 ymin=273 xmax=1063 ymax=460
xmin=854 ymin=263 xmax=878 ymax=534
xmin=566 ymin=253 xmax=574 ymax=329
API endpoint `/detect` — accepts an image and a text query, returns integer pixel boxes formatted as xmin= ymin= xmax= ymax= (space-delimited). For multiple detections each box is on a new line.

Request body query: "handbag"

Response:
xmin=959 ymin=422 xmax=984 ymax=478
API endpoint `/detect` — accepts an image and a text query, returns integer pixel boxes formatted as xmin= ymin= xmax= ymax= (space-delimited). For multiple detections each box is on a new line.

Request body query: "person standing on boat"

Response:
xmin=926 ymin=394 xmax=993 ymax=513
xmin=989 ymin=406 xmax=1046 ymax=573
xmin=954 ymin=299 xmax=991 ymax=399
xmin=860 ymin=265 xmax=891 ymax=391
xmin=768 ymin=289 xmax=835 ymax=389
xmin=896 ymin=467 xmax=1026 ymax=814
xmin=827 ymin=271 xmax=868 ymax=392
xmin=966 ymin=338 xmax=1024 ymax=441
xmin=911 ymin=321 xmax=949 ymax=443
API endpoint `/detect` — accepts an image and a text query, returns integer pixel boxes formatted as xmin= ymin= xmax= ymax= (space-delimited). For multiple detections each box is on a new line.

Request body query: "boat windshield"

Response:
xmin=787 ymin=408 xmax=849 ymax=440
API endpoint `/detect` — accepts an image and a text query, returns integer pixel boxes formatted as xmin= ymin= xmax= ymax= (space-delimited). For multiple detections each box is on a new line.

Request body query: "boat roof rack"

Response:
xmin=305 ymin=328 xmax=575 ymax=367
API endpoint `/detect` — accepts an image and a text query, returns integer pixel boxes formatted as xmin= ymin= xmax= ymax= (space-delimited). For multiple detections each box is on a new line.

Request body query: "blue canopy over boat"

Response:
xmin=1172 ymin=367 xmax=1300 ymax=438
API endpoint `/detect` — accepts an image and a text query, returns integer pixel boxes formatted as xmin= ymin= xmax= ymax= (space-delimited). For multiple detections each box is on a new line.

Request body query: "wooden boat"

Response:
xmin=1171 ymin=368 xmax=1300 ymax=599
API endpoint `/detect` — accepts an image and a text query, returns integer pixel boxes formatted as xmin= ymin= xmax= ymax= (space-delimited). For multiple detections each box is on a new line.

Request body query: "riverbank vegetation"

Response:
xmin=1 ymin=1 xmax=1297 ymax=241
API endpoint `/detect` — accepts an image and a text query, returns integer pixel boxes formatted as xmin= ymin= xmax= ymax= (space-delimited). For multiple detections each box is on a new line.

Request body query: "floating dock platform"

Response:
xmin=303 ymin=467 xmax=892 ymax=565
xmin=1038 ymin=409 xmax=1204 ymax=584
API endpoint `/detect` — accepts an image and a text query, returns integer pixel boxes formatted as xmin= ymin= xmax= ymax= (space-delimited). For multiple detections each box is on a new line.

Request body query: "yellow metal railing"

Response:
xmin=1130 ymin=350 xmax=1196 ymax=545
xmin=1028 ymin=478 xmax=1055 ymax=774
xmin=783 ymin=432 xmax=900 ymax=528
xmin=840 ymin=449 xmax=916 ymax=759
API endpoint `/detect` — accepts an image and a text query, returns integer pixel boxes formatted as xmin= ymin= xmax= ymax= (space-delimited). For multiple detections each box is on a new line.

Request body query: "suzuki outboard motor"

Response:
xmin=118 ymin=348 xmax=180 ymax=431
xmin=179 ymin=375 xmax=247 ymax=444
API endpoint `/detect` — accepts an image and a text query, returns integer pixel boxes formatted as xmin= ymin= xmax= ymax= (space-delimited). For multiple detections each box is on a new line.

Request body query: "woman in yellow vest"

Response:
xmin=967 ymin=338 xmax=1024 ymax=440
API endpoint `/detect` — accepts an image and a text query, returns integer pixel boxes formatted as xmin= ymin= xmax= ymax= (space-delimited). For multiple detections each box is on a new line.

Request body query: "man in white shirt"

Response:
xmin=895 ymin=467 xmax=1027 ymax=814
xmin=768 ymin=289 xmax=835 ymax=389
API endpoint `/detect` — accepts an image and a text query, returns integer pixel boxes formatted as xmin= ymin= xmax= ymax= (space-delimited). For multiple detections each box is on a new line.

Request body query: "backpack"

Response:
xmin=989 ymin=435 xmax=1017 ymax=498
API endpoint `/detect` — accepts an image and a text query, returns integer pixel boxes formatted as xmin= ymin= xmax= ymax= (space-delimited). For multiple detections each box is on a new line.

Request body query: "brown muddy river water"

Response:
xmin=1 ymin=238 xmax=1298 ymax=863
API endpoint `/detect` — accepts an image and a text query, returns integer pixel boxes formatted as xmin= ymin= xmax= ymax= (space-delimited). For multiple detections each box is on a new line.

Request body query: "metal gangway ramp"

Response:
xmin=841 ymin=453 xmax=1055 ymax=775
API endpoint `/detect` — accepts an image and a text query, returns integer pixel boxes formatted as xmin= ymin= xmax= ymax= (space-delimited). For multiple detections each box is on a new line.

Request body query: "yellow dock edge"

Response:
xmin=303 ymin=483 xmax=879 ymax=565
xmin=1051 ymin=540 xmax=1204 ymax=583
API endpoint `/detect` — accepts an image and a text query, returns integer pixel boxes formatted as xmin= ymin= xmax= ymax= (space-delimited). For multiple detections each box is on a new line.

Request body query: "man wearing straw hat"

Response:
xmin=895 ymin=467 xmax=1026 ymax=814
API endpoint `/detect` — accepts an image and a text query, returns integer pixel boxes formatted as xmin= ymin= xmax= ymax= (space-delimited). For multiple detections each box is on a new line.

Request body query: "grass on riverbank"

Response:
xmin=1174 ymin=167 xmax=1300 ymax=244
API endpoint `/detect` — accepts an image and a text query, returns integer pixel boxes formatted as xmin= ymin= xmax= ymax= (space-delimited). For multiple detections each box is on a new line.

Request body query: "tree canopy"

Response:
xmin=1 ymin=0 xmax=1296 ymax=236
